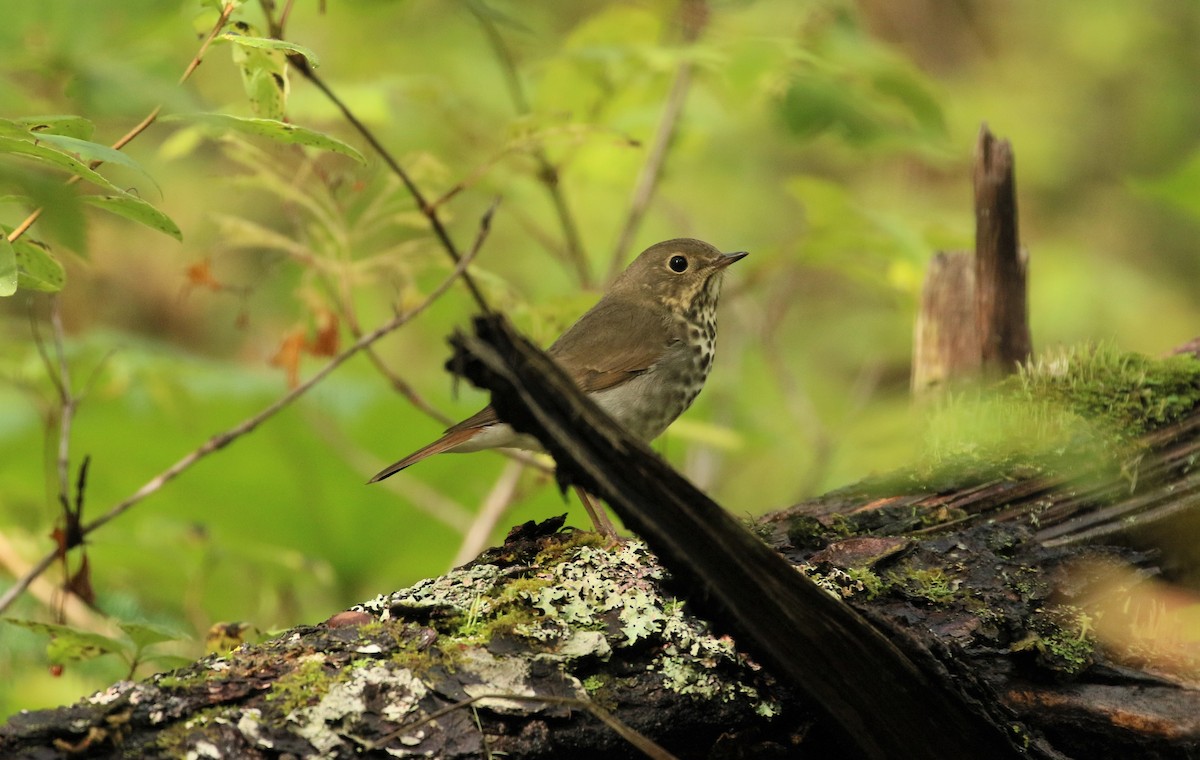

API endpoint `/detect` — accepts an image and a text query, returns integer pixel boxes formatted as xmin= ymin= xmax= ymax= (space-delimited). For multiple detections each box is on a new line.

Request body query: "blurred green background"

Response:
xmin=1 ymin=0 xmax=1198 ymax=717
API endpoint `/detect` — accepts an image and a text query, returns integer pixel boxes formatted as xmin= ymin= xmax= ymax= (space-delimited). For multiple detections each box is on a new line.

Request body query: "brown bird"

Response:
xmin=370 ymin=238 xmax=747 ymax=535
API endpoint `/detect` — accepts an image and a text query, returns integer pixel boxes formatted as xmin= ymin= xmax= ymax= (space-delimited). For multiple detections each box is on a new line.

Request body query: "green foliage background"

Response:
xmin=1 ymin=0 xmax=1198 ymax=717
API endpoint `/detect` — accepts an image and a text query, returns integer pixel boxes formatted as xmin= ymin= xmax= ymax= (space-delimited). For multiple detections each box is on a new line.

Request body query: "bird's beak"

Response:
xmin=715 ymin=251 xmax=749 ymax=269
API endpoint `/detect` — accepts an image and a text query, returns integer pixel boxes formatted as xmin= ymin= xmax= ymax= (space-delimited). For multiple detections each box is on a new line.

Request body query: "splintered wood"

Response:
xmin=913 ymin=125 xmax=1032 ymax=395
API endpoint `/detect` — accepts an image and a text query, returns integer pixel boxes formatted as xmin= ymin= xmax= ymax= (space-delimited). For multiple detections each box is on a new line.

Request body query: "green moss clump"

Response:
xmin=1014 ymin=604 xmax=1096 ymax=676
xmin=1011 ymin=346 xmax=1200 ymax=436
xmin=888 ymin=567 xmax=959 ymax=604
xmin=265 ymin=657 xmax=337 ymax=713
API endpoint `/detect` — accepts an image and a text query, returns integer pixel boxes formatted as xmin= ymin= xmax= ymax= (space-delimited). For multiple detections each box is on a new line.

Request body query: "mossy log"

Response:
xmin=3 ymin=339 xmax=1200 ymax=759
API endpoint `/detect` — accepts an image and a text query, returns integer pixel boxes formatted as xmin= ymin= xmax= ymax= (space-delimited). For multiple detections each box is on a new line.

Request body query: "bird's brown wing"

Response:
xmin=547 ymin=296 xmax=673 ymax=393
xmin=448 ymin=298 xmax=671 ymax=432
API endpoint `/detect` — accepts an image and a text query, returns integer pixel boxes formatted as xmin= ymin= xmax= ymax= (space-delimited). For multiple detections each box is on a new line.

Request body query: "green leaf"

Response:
xmin=220 ymin=32 xmax=320 ymax=69
xmin=3 ymin=619 xmax=129 ymax=665
xmin=118 ymin=621 xmax=185 ymax=650
xmin=168 ymin=113 xmax=365 ymax=163
xmin=33 ymin=133 xmax=160 ymax=194
xmin=0 ymin=135 xmax=122 ymax=193
xmin=18 ymin=115 xmax=96 ymax=140
xmin=13 ymin=237 xmax=66 ymax=292
xmin=83 ymin=193 xmax=183 ymax=241
xmin=0 ymin=235 xmax=17 ymax=296
xmin=226 ymin=21 xmax=290 ymax=119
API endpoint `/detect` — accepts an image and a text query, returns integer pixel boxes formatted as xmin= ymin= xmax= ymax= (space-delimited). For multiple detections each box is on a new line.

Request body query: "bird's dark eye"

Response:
xmin=668 ymin=255 xmax=688 ymax=273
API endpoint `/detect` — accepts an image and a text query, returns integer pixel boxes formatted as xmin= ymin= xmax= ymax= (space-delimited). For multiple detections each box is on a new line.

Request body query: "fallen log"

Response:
xmin=3 ymin=325 xmax=1198 ymax=759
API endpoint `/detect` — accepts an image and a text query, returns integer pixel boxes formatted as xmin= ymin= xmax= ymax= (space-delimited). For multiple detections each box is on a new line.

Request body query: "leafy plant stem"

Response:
xmin=0 ymin=203 xmax=499 ymax=616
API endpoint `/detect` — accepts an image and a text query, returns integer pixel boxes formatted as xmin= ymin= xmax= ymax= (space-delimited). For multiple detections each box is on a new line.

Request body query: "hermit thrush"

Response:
xmin=370 ymin=238 xmax=747 ymax=533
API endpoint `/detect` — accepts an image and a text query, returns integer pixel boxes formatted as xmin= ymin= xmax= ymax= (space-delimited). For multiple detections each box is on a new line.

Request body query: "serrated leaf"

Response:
xmin=84 ymin=193 xmax=182 ymax=241
xmin=0 ymin=135 xmax=122 ymax=193
xmin=33 ymin=133 xmax=160 ymax=194
xmin=0 ymin=235 xmax=17 ymax=296
xmin=220 ymin=32 xmax=320 ymax=69
xmin=3 ymin=619 xmax=128 ymax=664
xmin=169 ymin=113 xmax=364 ymax=163
xmin=18 ymin=115 xmax=95 ymax=140
xmin=13 ymin=237 xmax=66 ymax=292
xmin=118 ymin=621 xmax=185 ymax=650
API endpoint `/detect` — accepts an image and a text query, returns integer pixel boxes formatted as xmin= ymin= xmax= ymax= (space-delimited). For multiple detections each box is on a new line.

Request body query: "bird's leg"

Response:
xmin=574 ymin=487 xmax=620 ymax=542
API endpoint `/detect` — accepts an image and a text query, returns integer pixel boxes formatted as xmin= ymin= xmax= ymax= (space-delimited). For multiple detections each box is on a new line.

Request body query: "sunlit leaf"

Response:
xmin=83 ymin=193 xmax=183 ymax=241
xmin=220 ymin=32 xmax=320 ymax=69
xmin=166 ymin=113 xmax=365 ymax=163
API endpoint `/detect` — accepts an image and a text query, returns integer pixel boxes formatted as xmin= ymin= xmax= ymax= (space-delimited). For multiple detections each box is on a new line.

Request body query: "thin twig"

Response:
xmin=0 ymin=205 xmax=498 ymax=616
xmin=452 ymin=459 xmax=526 ymax=567
xmin=607 ymin=3 xmax=707 ymax=282
xmin=471 ymin=10 xmax=591 ymax=287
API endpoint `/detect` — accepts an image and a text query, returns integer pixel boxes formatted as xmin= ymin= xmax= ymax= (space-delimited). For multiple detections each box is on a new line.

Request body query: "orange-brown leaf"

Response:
xmin=270 ymin=328 xmax=306 ymax=388
xmin=307 ymin=309 xmax=339 ymax=357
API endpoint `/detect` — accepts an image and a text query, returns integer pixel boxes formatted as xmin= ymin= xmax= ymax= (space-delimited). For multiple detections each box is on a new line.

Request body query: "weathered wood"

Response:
xmin=974 ymin=124 xmax=1032 ymax=374
xmin=912 ymin=250 xmax=980 ymax=394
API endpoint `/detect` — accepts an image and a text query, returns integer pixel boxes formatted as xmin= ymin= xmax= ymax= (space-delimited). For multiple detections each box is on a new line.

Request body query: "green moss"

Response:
xmin=888 ymin=567 xmax=959 ymax=604
xmin=265 ymin=657 xmax=338 ymax=713
xmin=1011 ymin=346 xmax=1200 ymax=436
xmin=1014 ymin=604 xmax=1096 ymax=676
xmin=844 ymin=567 xmax=885 ymax=599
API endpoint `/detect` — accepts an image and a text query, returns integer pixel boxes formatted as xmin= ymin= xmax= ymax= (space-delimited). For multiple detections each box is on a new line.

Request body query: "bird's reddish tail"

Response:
xmin=368 ymin=427 xmax=480 ymax=483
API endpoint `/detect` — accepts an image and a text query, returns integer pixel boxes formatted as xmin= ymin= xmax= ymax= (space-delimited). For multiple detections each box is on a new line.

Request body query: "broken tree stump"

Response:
xmin=913 ymin=125 xmax=1033 ymax=394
